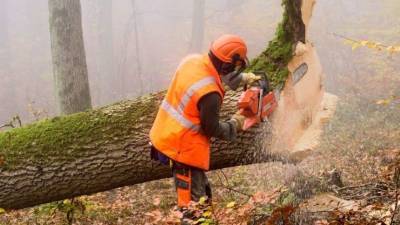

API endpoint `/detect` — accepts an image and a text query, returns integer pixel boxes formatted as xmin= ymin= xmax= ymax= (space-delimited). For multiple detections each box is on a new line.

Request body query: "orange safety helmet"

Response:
xmin=210 ymin=34 xmax=248 ymax=63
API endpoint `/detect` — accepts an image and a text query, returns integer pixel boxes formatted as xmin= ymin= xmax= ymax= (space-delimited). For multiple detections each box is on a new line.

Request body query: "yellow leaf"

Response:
xmin=394 ymin=46 xmax=400 ymax=52
xmin=0 ymin=208 xmax=5 ymax=214
xmin=387 ymin=46 xmax=395 ymax=53
xmin=226 ymin=201 xmax=236 ymax=208
xmin=343 ymin=39 xmax=354 ymax=45
xmin=196 ymin=218 xmax=206 ymax=223
xmin=202 ymin=211 xmax=212 ymax=218
xmin=351 ymin=42 xmax=361 ymax=50
xmin=360 ymin=40 xmax=368 ymax=46
xmin=376 ymin=99 xmax=391 ymax=105
xmin=366 ymin=42 xmax=377 ymax=49
xmin=199 ymin=197 xmax=207 ymax=205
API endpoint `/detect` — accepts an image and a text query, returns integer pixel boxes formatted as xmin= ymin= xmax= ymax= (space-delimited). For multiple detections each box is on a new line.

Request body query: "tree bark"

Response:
xmin=48 ymin=0 xmax=92 ymax=115
xmin=0 ymin=0 xmax=307 ymax=210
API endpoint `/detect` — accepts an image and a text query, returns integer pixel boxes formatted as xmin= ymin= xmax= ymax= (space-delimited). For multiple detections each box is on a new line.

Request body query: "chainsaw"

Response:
xmin=237 ymin=72 xmax=278 ymax=130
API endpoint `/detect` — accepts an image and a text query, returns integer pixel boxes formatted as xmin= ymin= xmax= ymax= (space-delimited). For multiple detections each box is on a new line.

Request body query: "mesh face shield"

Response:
xmin=220 ymin=54 xmax=249 ymax=90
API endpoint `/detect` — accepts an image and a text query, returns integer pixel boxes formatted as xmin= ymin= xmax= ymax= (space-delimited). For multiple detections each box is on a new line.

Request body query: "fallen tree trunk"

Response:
xmin=0 ymin=0 xmax=311 ymax=210
xmin=0 ymin=91 xmax=275 ymax=210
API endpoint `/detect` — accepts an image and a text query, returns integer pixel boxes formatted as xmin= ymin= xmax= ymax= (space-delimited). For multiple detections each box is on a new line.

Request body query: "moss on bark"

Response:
xmin=248 ymin=0 xmax=305 ymax=88
xmin=0 ymin=94 xmax=159 ymax=170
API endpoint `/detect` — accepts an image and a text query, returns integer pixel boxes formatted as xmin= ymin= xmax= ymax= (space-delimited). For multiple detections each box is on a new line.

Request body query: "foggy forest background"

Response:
xmin=0 ymin=0 xmax=399 ymax=125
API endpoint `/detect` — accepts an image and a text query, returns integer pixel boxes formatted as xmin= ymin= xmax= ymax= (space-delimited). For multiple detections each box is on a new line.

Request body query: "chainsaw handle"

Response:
xmin=242 ymin=71 xmax=270 ymax=91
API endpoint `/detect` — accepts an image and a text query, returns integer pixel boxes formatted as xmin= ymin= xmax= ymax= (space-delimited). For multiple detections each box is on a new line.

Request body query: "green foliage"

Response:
xmin=33 ymin=199 xmax=86 ymax=225
xmin=247 ymin=0 xmax=301 ymax=89
xmin=277 ymin=191 xmax=296 ymax=206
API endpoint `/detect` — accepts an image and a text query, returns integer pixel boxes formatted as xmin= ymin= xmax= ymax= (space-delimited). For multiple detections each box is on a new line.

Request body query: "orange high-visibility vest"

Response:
xmin=149 ymin=54 xmax=225 ymax=170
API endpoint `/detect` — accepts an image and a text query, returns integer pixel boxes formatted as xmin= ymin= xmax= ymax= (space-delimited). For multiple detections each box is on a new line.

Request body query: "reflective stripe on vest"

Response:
xmin=160 ymin=76 xmax=217 ymax=133
xmin=160 ymin=100 xmax=201 ymax=132
xmin=177 ymin=76 xmax=216 ymax=114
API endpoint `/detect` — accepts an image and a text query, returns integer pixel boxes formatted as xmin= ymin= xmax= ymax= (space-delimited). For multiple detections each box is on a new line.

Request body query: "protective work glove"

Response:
xmin=241 ymin=72 xmax=261 ymax=85
xmin=230 ymin=111 xmax=246 ymax=131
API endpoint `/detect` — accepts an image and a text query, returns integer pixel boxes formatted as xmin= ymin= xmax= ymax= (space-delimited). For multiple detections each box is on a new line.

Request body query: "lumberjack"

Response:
xmin=149 ymin=34 xmax=264 ymax=221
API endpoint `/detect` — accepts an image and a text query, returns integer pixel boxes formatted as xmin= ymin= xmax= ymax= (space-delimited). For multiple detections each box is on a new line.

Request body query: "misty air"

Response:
xmin=0 ymin=0 xmax=399 ymax=224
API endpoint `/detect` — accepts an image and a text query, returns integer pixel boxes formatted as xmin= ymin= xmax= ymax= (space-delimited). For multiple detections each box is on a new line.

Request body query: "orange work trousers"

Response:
xmin=172 ymin=162 xmax=212 ymax=207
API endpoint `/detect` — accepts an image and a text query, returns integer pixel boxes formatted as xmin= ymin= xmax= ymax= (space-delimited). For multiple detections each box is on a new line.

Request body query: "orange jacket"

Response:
xmin=149 ymin=54 xmax=225 ymax=170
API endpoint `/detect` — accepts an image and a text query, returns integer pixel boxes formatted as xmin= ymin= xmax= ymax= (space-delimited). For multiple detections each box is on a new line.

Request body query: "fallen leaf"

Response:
xmin=237 ymin=203 xmax=254 ymax=216
xmin=170 ymin=209 xmax=183 ymax=219
xmin=366 ymin=41 xmax=377 ymax=49
xmin=376 ymin=99 xmax=391 ymax=105
xmin=146 ymin=210 xmax=162 ymax=223
xmin=314 ymin=220 xmax=329 ymax=225
xmin=226 ymin=201 xmax=236 ymax=208
xmin=152 ymin=197 xmax=161 ymax=206
xmin=344 ymin=40 xmax=354 ymax=45
xmin=195 ymin=218 xmax=206 ymax=224
xmin=251 ymin=190 xmax=280 ymax=204
xmin=387 ymin=46 xmax=396 ymax=52
xmin=202 ymin=211 xmax=212 ymax=218
xmin=199 ymin=196 xmax=207 ymax=205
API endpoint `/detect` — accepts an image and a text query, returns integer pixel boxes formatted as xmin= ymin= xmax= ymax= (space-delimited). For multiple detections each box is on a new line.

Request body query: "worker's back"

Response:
xmin=150 ymin=54 xmax=224 ymax=170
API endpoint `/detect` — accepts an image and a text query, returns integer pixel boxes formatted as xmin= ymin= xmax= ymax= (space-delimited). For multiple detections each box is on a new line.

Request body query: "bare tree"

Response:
xmin=116 ymin=0 xmax=144 ymax=97
xmin=0 ymin=0 xmax=9 ymax=70
xmin=96 ymin=0 xmax=115 ymax=104
xmin=0 ymin=0 xmax=16 ymax=122
xmin=117 ymin=0 xmax=144 ymax=97
xmin=188 ymin=0 xmax=205 ymax=53
xmin=48 ymin=0 xmax=92 ymax=115
xmin=130 ymin=0 xmax=144 ymax=94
